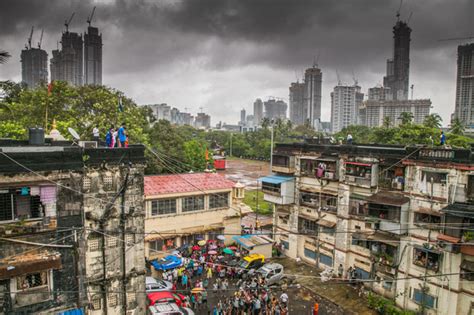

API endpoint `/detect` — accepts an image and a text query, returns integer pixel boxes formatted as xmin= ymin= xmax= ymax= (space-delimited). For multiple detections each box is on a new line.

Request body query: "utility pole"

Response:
xmin=120 ymin=172 xmax=129 ymax=315
xmin=229 ymin=133 xmax=233 ymax=157
xmin=270 ymin=120 xmax=275 ymax=173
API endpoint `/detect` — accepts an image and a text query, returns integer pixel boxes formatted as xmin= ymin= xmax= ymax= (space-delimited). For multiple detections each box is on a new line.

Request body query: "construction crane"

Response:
xmin=26 ymin=26 xmax=34 ymax=49
xmin=438 ymin=36 xmax=474 ymax=42
xmin=37 ymin=29 xmax=44 ymax=49
xmin=64 ymin=12 xmax=75 ymax=33
xmin=396 ymin=0 xmax=403 ymax=21
xmin=87 ymin=6 xmax=96 ymax=27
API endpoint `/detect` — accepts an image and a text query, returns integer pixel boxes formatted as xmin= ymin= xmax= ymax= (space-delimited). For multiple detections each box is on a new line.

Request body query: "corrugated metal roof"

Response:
xmin=258 ymin=175 xmax=294 ymax=185
xmin=145 ymin=173 xmax=235 ymax=196
xmin=366 ymin=191 xmax=410 ymax=206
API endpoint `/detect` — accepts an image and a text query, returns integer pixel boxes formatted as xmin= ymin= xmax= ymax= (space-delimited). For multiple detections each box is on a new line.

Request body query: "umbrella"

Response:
xmin=228 ymin=246 xmax=238 ymax=250
xmin=171 ymin=250 xmax=180 ymax=255
xmin=208 ymin=250 xmax=217 ymax=255
xmin=223 ymin=248 xmax=234 ymax=255
xmin=217 ymin=235 xmax=225 ymax=241
xmin=197 ymin=240 xmax=206 ymax=246
xmin=207 ymin=239 xmax=216 ymax=243
xmin=192 ymin=245 xmax=200 ymax=251
xmin=209 ymin=245 xmax=218 ymax=250
xmin=191 ymin=287 xmax=205 ymax=294
xmin=195 ymin=236 xmax=205 ymax=240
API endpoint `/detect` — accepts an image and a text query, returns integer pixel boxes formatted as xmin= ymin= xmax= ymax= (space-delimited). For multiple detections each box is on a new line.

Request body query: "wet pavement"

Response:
xmin=276 ymin=257 xmax=376 ymax=315
xmin=219 ymin=158 xmax=270 ymax=189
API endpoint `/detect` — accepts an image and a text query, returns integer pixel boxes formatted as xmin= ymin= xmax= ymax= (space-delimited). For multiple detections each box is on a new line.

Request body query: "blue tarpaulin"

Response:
xmin=258 ymin=175 xmax=294 ymax=185
xmin=58 ymin=308 xmax=84 ymax=315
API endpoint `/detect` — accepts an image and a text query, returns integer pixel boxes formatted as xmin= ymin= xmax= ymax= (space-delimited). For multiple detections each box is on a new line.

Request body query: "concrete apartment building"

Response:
xmin=265 ymin=142 xmax=474 ymax=315
xmin=330 ymin=84 xmax=364 ymax=132
xmin=253 ymin=98 xmax=264 ymax=126
xmin=0 ymin=136 xmax=147 ymax=314
xmin=21 ymin=47 xmax=48 ymax=89
xmin=453 ymin=43 xmax=474 ymax=128
xmin=289 ymin=82 xmax=306 ymax=126
xmin=361 ymin=99 xmax=431 ymax=127
xmin=143 ymin=173 xmax=245 ymax=260
xmin=195 ymin=113 xmax=211 ymax=129
xmin=264 ymin=99 xmax=287 ymax=121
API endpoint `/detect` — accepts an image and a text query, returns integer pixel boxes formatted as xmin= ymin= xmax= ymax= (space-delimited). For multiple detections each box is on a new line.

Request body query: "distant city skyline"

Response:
xmin=1 ymin=0 xmax=473 ymax=126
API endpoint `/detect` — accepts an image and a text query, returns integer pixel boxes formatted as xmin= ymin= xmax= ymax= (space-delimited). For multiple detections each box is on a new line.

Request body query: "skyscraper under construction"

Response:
xmin=453 ymin=43 xmax=474 ymax=127
xmin=383 ymin=18 xmax=411 ymax=100
xmin=21 ymin=28 xmax=48 ymax=88
xmin=84 ymin=25 xmax=102 ymax=85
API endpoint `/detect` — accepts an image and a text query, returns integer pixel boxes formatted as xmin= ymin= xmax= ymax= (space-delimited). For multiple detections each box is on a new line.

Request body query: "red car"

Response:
xmin=147 ymin=291 xmax=186 ymax=307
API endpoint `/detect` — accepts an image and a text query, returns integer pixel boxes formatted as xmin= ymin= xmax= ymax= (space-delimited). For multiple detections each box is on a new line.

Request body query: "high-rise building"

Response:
xmin=21 ymin=47 xmax=48 ymax=88
xmin=84 ymin=26 xmax=102 ymax=85
xmin=383 ymin=19 xmax=411 ymax=100
xmin=330 ymin=84 xmax=364 ymax=132
xmin=368 ymin=85 xmax=392 ymax=101
xmin=195 ymin=113 xmax=211 ymax=129
xmin=453 ymin=43 xmax=474 ymax=127
xmin=289 ymin=81 xmax=305 ymax=125
xmin=361 ymin=99 xmax=431 ymax=127
xmin=50 ymin=31 xmax=84 ymax=86
xmin=253 ymin=98 xmax=263 ymax=126
xmin=240 ymin=108 xmax=246 ymax=125
xmin=264 ymin=99 xmax=287 ymax=120
xmin=304 ymin=66 xmax=322 ymax=127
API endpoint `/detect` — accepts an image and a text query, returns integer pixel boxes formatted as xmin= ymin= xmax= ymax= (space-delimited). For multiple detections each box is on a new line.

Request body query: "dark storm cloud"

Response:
xmin=0 ymin=0 xmax=471 ymax=124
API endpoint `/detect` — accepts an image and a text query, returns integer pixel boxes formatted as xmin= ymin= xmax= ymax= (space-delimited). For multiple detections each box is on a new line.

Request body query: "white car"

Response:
xmin=146 ymin=276 xmax=173 ymax=293
xmin=147 ymin=302 xmax=195 ymax=315
xmin=257 ymin=263 xmax=285 ymax=286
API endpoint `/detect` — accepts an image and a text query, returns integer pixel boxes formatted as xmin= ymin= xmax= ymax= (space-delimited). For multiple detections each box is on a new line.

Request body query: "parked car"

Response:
xmin=238 ymin=253 xmax=265 ymax=270
xmin=146 ymin=277 xmax=173 ymax=293
xmin=147 ymin=302 xmax=194 ymax=315
xmin=147 ymin=291 xmax=186 ymax=307
xmin=151 ymin=255 xmax=183 ymax=271
xmin=257 ymin=263 xmax=285 ymax=286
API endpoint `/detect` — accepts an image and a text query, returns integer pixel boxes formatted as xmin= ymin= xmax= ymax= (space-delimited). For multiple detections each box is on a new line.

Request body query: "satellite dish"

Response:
xmin=68 ymin=127 xmax=80 ymax=144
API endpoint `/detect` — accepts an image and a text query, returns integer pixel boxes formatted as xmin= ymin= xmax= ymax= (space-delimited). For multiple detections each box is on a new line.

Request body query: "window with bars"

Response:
xmin=151 ymin=199 xmax=177 ymax=216
xmin=412 ymin=288 xmax=436 ymax=309
xmin=127 ymin=292 xmax=136 ymax=306
xmin=83 ymin=177 xmax=91 ymax=191
xmin=149 ymin=238 xmax=176 ymax=252
xmin=107 ymin=236 xmax=118 ymax=248
xmin=125 ymin=234 xmax=135 ymax=246
xmin=88 ymin=234 xmax=102 ymax=251
xmin=108 ymin=293 xmax=118 ymax=307
xmin=209 ymin=193 xmax=229 ymax=209
xmin=182 ymin=196 xmax=204 ymax=212
xmin=17 ymin=271 xmax=48 ymax=290
xmin=91 ymin=295 xmax=102 ymax=310
xmin=103 ymin=175 xmax=114 ymax=191
xmin=0 ymin=188 xmax=49 ymax=222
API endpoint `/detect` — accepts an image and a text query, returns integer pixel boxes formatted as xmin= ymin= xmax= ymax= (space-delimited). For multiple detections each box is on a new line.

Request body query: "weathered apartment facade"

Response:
xmin=0 ymin=139 xmax=146 ymax=315
xmin=144 ymin=173 xmax=246 ymax=261
xmin=264 ymin=142 xmax=474 ymax=315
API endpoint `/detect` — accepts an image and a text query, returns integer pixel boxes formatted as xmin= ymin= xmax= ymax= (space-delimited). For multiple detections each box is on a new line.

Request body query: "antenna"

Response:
xmin=87 ymin=6 xmax=96 ymax=27
xmin=396 ymin=0 xmax=403 ymax=21
xmin=336 ymin=70 xmax=341 ymax=85
xmin=64 ymin=12 xmax=75 ymax=33
xmin=27 ymin=26 xmax=34 ymax=49
xmin=199 ymin=107 xmax=204 ymax=113
xmin=184 ymin=107 xmax=189 ymax=112
xmin=410 ymin=84 xmax=414 ymax=100
xmin=37 ymin=29 xmax=44 ymax=49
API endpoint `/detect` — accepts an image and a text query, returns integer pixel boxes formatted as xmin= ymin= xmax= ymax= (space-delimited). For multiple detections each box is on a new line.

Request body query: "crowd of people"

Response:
xmin=92 ymin=123 xmax=129 ymax=148
xmin=149 ymin=239 xmax=290 ymax=314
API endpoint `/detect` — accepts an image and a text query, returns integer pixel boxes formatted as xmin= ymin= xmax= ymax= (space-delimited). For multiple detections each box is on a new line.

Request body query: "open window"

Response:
xmin=0 ymin=186 xmax=56 ymax=222
xmin=413 ymin=247 xmax=442 ymax=271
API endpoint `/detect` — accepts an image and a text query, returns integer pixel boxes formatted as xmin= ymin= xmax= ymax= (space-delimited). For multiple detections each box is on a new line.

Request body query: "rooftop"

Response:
xmin=145 ymin=172 xmax=236 ymax=196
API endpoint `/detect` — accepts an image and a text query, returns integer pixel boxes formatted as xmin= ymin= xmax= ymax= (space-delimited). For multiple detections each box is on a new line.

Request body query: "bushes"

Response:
xmin=367 ymin=292 xmax=416 ymax=315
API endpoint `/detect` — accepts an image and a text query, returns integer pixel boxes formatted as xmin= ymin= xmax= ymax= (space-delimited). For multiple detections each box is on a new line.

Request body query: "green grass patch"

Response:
xmin=243 ymin=190 xmax=273 ymax=215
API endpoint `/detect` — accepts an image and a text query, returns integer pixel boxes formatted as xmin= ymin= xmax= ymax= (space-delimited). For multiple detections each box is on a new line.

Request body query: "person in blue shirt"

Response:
xmin=117 ymin=123 xmax=127 ymax=147
xmin=440 ymin=130 xmax=446 ymax=146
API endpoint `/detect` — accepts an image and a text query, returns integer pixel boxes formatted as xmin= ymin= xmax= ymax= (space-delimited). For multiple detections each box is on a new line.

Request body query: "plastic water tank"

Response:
xmin=29 ymin=127 xmax=45 ymax=145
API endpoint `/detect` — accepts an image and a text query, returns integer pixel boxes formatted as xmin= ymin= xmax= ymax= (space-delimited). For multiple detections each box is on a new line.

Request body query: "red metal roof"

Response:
xmin=145 ymin=173 xmax=236 ymax=196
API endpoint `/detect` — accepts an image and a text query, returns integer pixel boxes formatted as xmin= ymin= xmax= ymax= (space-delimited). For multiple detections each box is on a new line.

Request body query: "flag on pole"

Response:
xmin=205 ymin=148 xmax=209 ymax=161
xmin=47 ymin=82 xmax=53 ymax=96
xmin=118 ymin=96 xmax=124 ymax=112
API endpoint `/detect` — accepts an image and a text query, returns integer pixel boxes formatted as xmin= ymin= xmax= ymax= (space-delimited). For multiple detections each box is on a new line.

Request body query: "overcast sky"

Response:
xmin=1 ymin=0 xmax=472 ymax=126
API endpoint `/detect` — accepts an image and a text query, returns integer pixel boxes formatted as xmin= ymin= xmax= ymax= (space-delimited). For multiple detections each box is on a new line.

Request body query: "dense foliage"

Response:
xmin=2 ymin=82 xmax=473 ymax=175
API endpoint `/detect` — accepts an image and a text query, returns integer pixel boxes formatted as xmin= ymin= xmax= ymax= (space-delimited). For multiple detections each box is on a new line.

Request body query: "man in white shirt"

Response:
xmin=92 ymin=125 xmax=100 ymax=143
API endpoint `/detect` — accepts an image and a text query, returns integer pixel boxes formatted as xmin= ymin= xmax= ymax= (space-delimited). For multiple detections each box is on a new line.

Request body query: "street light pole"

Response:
xmin=270 ymin=120 xmax=274 ymax=173
xmin=229 ymin=133 xmax=233 ymax=157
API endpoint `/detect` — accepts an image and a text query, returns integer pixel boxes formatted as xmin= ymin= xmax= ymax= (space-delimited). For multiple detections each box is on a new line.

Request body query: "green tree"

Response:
xmin=183 ymin=139 xmax=209 ymax=171
xmin=423 ymin=113 xmax=442 ymax=129
xmin=261 ymin=117 xmax=270 ymax=129
xmin=450 ymin=118 xmax=465 ymax=135
xmin=382 ymin=116 xmax=392 ymax=128
xmin=399 ymin=112 xmax=414 ymax=125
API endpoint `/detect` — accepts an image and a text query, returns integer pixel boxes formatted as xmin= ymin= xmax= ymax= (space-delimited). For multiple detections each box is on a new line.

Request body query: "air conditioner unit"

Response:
xmin=79 ymin=141 xmax=98 ymax=148
xmin=347 ymin=176 xmax=355 ymax=182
